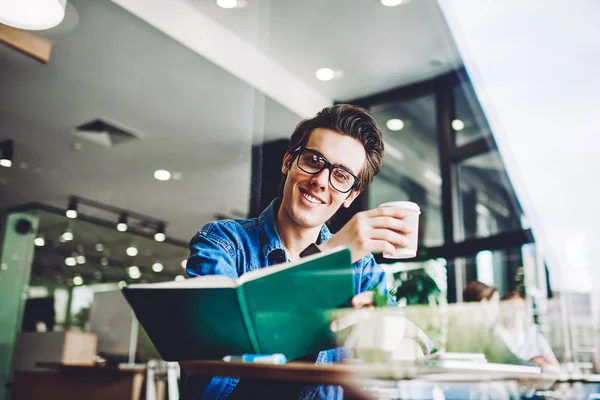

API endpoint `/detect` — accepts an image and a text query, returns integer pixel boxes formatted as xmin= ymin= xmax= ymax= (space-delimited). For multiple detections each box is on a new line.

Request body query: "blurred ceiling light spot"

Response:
xmin=452 ymin=119 xmax=465 ymax=131
xmin=172 ymin=172 xmax=183 ymax=180
xmin=34 ymin=236 xmax=45 ymax=247
xmin=19 ymin=162 xmax=28 ymax=169
xmin=383 ymin=141 xmax=405 ymax=161
xmin=181 ymin=260 xmax=187 ymax=269
xmin=381 ymin=0 xmax=406 ymax=6
xmin=66 ymin=197 xmax=78 ymax=219
xmin=61 ymin=230 xmax=73 ymax=242
xmin=117 ymin=213 xmax=128 ymax=232
xmin=386 ymin=118 xmax=405 ymax=131
xmin=73 ymin=275 xmax=83 ymax=286
xmin=118 ymin=280 xmax=127 ymax=288
xmin=100 ymin=257 xmax=108 ymax=267
xmin=0 ymin=0 xmax=66 ymax=30
xmin=65 ymin=257 xmax=76 ymax=266
xmin=315 ymin=68 xmax=335 ymax=81
xmin=95 ymin=243 xmax=104 ymax=252
xmin=152 ymin=262 xmax=164 ymax=273
xmin=76 ymin=255 xmax=86 ymax=264
xmin=216 ymin=0 xmax=237 ymax=8
xmin=128 ymin=266 xmax=141 ymax=279
xmin=126 ymin=246 xmax=138 ymax=257
xmin=424 ymin=169 xmax=443 ymax=186
xmin=154 ymin=169 xmax=171 ymax=181
xmin=175 ymin=275 xmax=186 ymax=282
xmin=154 ymin=223 xmax=166 ymax=242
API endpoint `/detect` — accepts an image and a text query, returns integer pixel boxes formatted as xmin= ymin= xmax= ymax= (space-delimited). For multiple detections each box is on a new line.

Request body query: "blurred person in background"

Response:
xmin=463 ymin=281 xmax=560 ymax=372
xmin=500 ymin=292 xmax=560 ymax=372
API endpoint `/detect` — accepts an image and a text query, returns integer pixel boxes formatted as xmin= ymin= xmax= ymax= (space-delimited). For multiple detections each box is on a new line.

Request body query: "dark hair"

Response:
xmin=463 ymin=280 xmax=498 ymax=302
xmin=283 ymin=104 xmax=384 ymax=193
xmin=502 ymin=291 xmax=524 ymax=301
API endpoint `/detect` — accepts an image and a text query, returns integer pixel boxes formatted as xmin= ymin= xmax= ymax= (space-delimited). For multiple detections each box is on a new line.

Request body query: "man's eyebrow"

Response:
xmin=305 ymin=147 xmax=356 ymax=175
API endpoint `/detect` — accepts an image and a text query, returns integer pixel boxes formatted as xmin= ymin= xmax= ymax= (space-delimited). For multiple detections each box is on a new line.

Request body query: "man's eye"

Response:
xmin=305 ymin=155 xmax=321 ymax=166
xmin=333 ymin=169 xmax=350 ymax=182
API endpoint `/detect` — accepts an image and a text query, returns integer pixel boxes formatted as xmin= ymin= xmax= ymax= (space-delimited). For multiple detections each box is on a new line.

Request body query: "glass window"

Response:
xmin=456 ymin=150 xmax=524 ymax=241
xmin=368 ymin=94 xmax=444 ymax=248
xmin=461 ymin=244 xmax=540 ymax=297
xmin=453 ymin=78 xmax=493 ymax=147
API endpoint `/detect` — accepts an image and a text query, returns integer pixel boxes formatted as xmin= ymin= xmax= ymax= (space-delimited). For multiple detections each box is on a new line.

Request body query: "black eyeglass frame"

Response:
xmin=292 ymin=146 xmax=361 ymax=193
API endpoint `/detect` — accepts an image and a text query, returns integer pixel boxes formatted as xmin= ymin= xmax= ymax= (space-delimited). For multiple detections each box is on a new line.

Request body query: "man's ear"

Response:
xmin=281 ymin=152 xmax=293 ymax=174
xmin=342 ymin=190 xmax=361 ymax=208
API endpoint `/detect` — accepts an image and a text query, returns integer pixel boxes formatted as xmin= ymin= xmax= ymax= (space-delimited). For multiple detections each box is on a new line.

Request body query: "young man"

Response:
xmin=184 ymin=104 xmax=413 ymax=399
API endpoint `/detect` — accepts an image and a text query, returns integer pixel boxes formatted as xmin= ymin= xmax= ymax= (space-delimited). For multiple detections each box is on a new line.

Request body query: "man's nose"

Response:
xmin=310 ymin=168 xmax=329 ymax=189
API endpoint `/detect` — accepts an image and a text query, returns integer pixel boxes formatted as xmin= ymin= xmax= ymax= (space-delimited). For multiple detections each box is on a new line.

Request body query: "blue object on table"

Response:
xmin=222 ymin=353 xmax=287 ymax=364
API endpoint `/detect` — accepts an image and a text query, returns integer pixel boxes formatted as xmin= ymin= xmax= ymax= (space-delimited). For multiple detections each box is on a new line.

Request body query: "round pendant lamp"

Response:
xmin=0 ymin=0 xmax=67 ymax=30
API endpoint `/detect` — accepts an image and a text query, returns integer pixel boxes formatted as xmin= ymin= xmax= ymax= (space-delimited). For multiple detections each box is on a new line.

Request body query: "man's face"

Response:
xmin=280 ymin=128 xmax=366 ymax=228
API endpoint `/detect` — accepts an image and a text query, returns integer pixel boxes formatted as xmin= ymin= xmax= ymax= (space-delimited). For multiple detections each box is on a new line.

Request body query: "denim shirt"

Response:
xmin=183 ymin=199 xmax=387 ymax=400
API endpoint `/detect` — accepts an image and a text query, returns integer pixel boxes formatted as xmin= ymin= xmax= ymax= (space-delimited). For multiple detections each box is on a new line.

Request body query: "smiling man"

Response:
xmin=184 ymin=104 xmax=413 ymax=400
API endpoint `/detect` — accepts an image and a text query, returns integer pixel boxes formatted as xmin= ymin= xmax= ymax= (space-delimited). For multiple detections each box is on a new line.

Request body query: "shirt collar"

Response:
xmin=259 ymin=198 xmax=333 ymax=261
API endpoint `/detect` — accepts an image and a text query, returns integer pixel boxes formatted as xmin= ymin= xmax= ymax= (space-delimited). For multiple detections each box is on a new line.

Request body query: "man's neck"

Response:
xmin=275 ymin=205 xmax=322 ymax=262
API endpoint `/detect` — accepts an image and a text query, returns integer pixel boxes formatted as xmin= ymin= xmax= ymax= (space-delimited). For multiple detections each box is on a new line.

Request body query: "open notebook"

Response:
xmin=122 ymin=246 xmax=354 ymax=361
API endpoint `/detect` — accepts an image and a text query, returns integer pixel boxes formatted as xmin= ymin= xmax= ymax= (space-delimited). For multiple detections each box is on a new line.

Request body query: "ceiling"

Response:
xmin=187 ymin=0 xmax=462 ymax=101
xmin=0 ymin=0 xmax=463 ymax=252
xmin=30 ymin=208 xmax=189 ymax=286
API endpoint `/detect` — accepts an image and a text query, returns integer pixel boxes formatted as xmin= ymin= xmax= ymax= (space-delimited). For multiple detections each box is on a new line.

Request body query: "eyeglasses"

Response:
xmin=293 ymin=146 xmax=360 ymax=193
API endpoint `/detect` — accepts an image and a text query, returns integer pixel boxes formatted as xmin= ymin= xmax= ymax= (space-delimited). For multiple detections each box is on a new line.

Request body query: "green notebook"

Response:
xmin=122 ymin=246 xmax=353 ymax=361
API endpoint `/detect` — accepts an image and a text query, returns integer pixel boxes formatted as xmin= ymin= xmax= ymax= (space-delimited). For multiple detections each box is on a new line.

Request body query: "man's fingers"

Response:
xmin=368 ymin=216 xmax=414 ymax=234
xmin=352 ymin=291 xmax=374 ymax=308
xmin=369 ymin=229 xmax=411 ymax=249
xmin=364 ymin=207 xmax=408 ymax=220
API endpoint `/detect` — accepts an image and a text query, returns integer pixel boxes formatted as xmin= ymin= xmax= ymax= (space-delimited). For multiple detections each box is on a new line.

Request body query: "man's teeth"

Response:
xmin=302 ymin=191 xmax=322 ymax=204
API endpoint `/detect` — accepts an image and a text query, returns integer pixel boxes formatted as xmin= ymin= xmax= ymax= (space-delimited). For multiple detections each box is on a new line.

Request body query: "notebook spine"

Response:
xmin=236 ymin=285 xmax=262 ymax=353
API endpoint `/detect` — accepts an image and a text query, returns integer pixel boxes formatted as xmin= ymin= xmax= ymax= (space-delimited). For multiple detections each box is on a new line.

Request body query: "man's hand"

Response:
xmin=330 ymin=291 xmax=375 ymax=334
xmin=318 ymin=207 xmax=413 ymax=263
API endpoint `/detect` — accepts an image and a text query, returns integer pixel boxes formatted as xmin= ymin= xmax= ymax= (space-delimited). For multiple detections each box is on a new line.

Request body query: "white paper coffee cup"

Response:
xmin=379 ymin=201 xmax=420 ymax=259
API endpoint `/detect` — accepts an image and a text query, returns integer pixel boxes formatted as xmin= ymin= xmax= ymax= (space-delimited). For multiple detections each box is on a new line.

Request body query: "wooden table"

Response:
xmin=11 ymin=362 xmax=147 ymax=400
xmin=180 ymin=359 xmax=558 ymax=398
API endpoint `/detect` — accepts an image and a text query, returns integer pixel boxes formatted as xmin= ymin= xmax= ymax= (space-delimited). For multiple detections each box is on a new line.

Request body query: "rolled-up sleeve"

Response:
xmin=186 ymin=222 xmax=238 ymax=279
xmin=359 ymin=255 xmax=387 ymax=293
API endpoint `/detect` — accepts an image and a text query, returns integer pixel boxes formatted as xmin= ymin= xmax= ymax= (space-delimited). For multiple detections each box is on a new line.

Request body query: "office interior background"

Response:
xmin=1 ymin=0 xmax=599 ymax=399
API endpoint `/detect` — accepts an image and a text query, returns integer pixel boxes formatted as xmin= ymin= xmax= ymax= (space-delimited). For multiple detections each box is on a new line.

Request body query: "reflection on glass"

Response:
xmin=23 ymin=208 xmax=189 ymax=331
xmin=453 ymin=78 xmax=493 ymax=146
xmin=368 ymin=94 xmax=444 ymax=248
xmin=457 ymin=150 xmax=523 ymax=241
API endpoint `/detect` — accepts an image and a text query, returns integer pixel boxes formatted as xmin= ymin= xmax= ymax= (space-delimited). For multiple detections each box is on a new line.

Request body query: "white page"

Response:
xmin=127 ymin=246 xmax=347 ymax=289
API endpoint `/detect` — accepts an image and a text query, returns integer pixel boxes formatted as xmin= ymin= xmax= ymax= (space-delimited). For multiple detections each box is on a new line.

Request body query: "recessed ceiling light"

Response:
xmin=61 ymin=230 xmax=73 ymax=242
xmin=73 ymin=275 xmax=83 ymax=286
xmin=95 ymin=243 xmax=104 ymax=252
xmin=381 ymin=0 xmax=405 ymax=6
xmin=152 ymin=262 xmax=164 ymax=273
xmin=175 ymin=275 xmax=186 ymax=282
xmin=181 ymin=260 xmax=187 ymax=269
xmin=65 ymin=257 xmax=77 ymax=267
xmin=216 ymin=0 xmax=237 ymax=8
xmin=126 ymin=246 xmax=138 ymax=257
xmin=128 ymin=266 xmax=141 ymax=279
xmin=118 ymin=280 xmax=127 ymax=288
xmin=0 ymin=159 xmax=11 ymax=168
xmin=386 ymin=119 xmax=405 ymax=131
xmin=154 ymin=169 xmax=171 ymax=181
xmin=34 ymin=236 xmax=45 ymax=247
xmin=452 ymin=119 xmax=465 ymax=131
xmin=76 ymin=255 xmax=86 ymax=264
xmin=315 ymin=68 xmax=335 ymax=82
